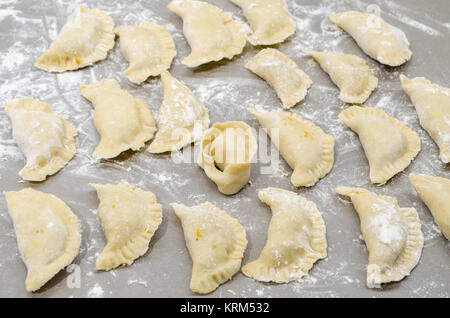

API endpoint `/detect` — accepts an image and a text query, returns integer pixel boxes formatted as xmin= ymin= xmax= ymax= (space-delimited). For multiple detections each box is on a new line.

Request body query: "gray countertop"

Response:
xmin=0 ymin=0 xmax=448 ymax=298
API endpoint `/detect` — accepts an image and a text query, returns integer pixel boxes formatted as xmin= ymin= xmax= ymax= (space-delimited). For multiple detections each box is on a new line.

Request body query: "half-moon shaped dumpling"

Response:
xmin=410 ymin=173 xmax=450 ymax=240
xmin=242 ymin=188 xmax=327 ymax=283
xmin=114 ymin=21 xmax=176 ymax=84
xmin=80 ymin=79 xmax=156 ymax=159
xmin=307 ymin=50 xmax=378 ymax=104
xmin=90 ymin=183 xmax=163 ymax=270
xmin=171 ymin=202 xmax=247 ymax=294
xmin=249 ymin=108 xmax=334 ymax=187
xmin=5 ymin=188 xmax=81 ymax=292
xmin=198 ymin=121 xmax=257 ymax=195
xmin=329 ymin=11 xmax=412 ymax=66
xmin=5 ymin=98 xmax=77 ymax=182
xmin=148 ymin=71 xmax=209 ymax=153
xmin=168 ymin=0 xmax=249 ymax=67
xmin=35 ymin=7 xmax=115 ymax=72
xmin=339 ymin=106 xmax=420 ymax=184
xmin=400 ymin=75 xmax=450 ymax=163
xmin=230 ymin=0 xmax=296 ymax=45
xmin=246 ymin=48 xmax=312 ymax=108
xmin=335 ymin=186 xmax=424 ymax=288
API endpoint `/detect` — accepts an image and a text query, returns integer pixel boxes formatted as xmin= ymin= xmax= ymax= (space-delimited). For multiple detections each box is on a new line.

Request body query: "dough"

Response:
xmin=242 ymin=188 xmax=327 ymax=283
xmin=230 ymin=0 xmax=296 ymax=45
xmin=246 ymin=48 xmax=312 ymax=108
xmin=168 ymin=0 xmax=249 ymax=67
xmin=249 ymin=108 xmax=334 ymax=187
xmin=336 ymin=187 xmax=424 ymax=288
xmin=339 ymin=106 xmax=420 ymax=184
xmin=172 ymin=202 xmax=247 ymax=294
xmin=329 ymin=11 xmax=412 ymax=66
xmin=198 ymin=121 xmax=257 ymax=195
xmin=80 ymin=79 xmax=156 ymax=158
xmin=148 ymin=71 xmax=209 ymax=153
xmin=35 ymin=7 xmax=115 ymax=72
xmin=115 ymin=21 xmax=176 ymax=84
xmin=5 ymin=188 xmax=81 ymax=292
xmin=400 ymin=75 xmax=450 ymax=163
xmin=90 ymin=183 xmax=163 ymax=270
xmin=5 ymin=98 xmax=77 ymax=181
xmin=307 ymin=50 xmax=378 ymax=104
xmin=410 ymin=173 xmax=450 ymax=240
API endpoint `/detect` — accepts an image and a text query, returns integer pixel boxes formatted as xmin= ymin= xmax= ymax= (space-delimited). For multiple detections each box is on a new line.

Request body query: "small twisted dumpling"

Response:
xmin=410 ymin=173 xmax=450 ymax=240
xmin=307 ymin=50 xmax=378 ymax=104
xmin=242 ymin=188 xmax=327 ymax=283
xmin=5 ymin=188 xmax=81 ymax=292
xmin=5 ymin=98 xmax=77 ymax=181
xmin=148 ymin=71 xmax=209 ymax=153
xmin=230 ymin=0 xmax=296 ymax=45
xmin=115 ymin=21 xmax=176 ymax=84
xmin=168 ymin=0 xmax=249 ymax=67
xmin=35 ymin=7 xmax=115 ymax=72
xmin=198 ymin=121 xmax=257 ymax=195
xmin=80 ymin=79 xmax=156 ymax=159
xmin=172 ymin=202 xmax=247 ymax=294
xmin=246 ymin=48 xmax=312 ymax=108
xmin=90 ymin=183 xmax=162 ymax=270
xmin=335 ymin=187 xmax=423 ymax=288
xmin=400 ymin=75 xmax=450 ymax=163
xmin=339 ymin=106 xmax=420 ymax=184
xmin=249 ymin=108 xmax=334 ymax=187
xmin=329 ymin=11 xmax=412 ymax=66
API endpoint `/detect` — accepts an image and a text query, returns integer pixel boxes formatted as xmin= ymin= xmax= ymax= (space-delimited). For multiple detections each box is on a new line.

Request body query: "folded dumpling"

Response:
xmin=90 ymin=183 xmax=163 ymax=270
xmin=242 ymin=188 xmax=327 ymax=283
xmin=230 ymin=0 xmax=296 ymax=45
xmin=400 ymin=75 xmax=450 ymax=163
xmin=329 ymin=11 xmax=412 ymax=66
xmin=246 ymin=48 xmax=312 ymax=108
xmin=35 ymin=7 xmax=115 ymax=72
xmin=148 ymin=71 xmax=209 ymax=153
xmin=307 ymin=50 xmax=378 ymax=104
xmin=249 ymin=108 xmax=334 ymax=187
xmin=5 ymin=98 xmax=77 ymax=181
xmin=168 ymin=0 xmax=249 ymax=67
xmin=410 ymin=173 xmax=450 ymax=240
xmin=115 ymin=21 xmax=176 ymax=84
xmin=5 ymin=188 xmax=81 ymax=292
xmin=171 ymin=202 xmax=247 ymax=294
xmin=198 ymin=121 xmax=257 ymax=195
xmin=80 ymin=79 xmax=156 ymax=159
xmin=339 ymin=106 xmax=420 ymax=184
xmin=335 ymin=187 xmax=423 ymax=288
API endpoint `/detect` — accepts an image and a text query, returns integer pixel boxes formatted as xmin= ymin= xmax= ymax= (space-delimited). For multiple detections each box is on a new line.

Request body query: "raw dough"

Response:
xmin=5 ymin=188 xmax=81 ymax=292
xmin=90 ymin=183 xmax=163 ymax=270
xmin=5 ymin=98 xmax=77 ymax=181
xmin=242 ymin=188 xmax=327 ymax=283
xmin=329 ymin=11 xmax=412 ymax=66
xmin=148 ymin=71 xmax=209 ymax=153
xmin=198 ymin=121 xmax=257 ymax=195
xmin=336 ymin=186 xmax=424 ymax=288
xmin=35 ymin=7 xmax=115 ymax=72
xmin=246 ymin=48 xmax=312 ymax=108
xmin=230 ymin=0 xmax=296 ymax=45
xmin=339 ymin=106 xmax=420 ymax=184
xmin=115 ymin=21 xmax=176 ymax=84
xmin=80 ymin=79 xmax=156 ymax=159
xmin=168 ymin=0 xmax=249 ymax=67
xmin=171 ymin=202 xmax=247 ymax=294
xmin=400 ymin=74 xmax=450 ymax=163
xmin=249 ymin=108 xmax=334 ymax=187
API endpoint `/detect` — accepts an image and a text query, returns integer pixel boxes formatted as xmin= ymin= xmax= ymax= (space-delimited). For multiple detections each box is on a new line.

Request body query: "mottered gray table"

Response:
xmin=0 ymin=0 xmax=449 ymax=298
